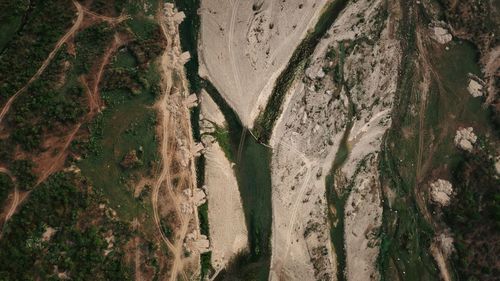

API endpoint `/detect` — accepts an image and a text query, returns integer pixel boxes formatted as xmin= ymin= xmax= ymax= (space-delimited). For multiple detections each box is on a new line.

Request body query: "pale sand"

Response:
xmin=200 ymin=89 xmax=225 ymax=127
xmin=198 ymin=0 xmax=330 ymax=126
xmin=269 ymin=0 xmax=402 ymax=280
xmin=200 ymin=93 xmax=248 ymax=270
xmin=204 ymin=142 xmax=248 ymax=270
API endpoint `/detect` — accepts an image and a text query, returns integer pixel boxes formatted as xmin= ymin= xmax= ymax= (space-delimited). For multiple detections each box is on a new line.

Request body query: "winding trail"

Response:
xmin=0 ymin=167 xmax=19 ymax=239
xmin=152 ymin=6 xmax=200 ymax=281
xmin=270 ymin=138 xmax=313 ymax=273
xmin=0 ymin=1 xmax=128 ymax=127
xmin=0 ymin=0 xmax=84 ymax=126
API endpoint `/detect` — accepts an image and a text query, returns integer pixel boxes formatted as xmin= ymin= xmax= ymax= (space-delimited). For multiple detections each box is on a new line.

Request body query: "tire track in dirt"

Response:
xmin=0 ymin=1 xmax=129 ymax=127
xmin=0 ymin=167 xmax=19 ymax=239
xmin=0 ymin=1 xmax=84 ymax=126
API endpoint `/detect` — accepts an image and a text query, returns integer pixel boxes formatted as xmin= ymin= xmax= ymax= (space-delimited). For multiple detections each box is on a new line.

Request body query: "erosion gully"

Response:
xmin=175 ymin=0 xmax=348 ymax=280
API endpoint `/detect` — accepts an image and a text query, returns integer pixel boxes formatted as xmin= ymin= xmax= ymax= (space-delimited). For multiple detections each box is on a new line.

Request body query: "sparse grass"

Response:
xmin=78 ymin=89 xmax=157 ymax=221
xmin=127 ymin=17 xmax=160 ymax=41
xmin=113 ymin=48 xmax=138 ymax=69
xmin=212 ymin=125 xmax=233 ymax=161
xmin=78 ymin=56 xmax=159 ymax=221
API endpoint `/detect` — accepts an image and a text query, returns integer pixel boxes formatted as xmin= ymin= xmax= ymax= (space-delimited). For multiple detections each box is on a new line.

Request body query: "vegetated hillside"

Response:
xmin=437 ymin=0 xmax=500 ymax=132
xmin=0 ymin=0 xmax=174 ymax=279
xmin=376 ymin=0 xmax=500 ymax=280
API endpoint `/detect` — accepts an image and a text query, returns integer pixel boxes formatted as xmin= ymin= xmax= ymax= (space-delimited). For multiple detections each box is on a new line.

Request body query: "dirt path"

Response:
xmin=414 ymin=24 xmax=454 ymax=281
xmin=36 ymin=124 xmax=82 ymax=185
xmin=37 ymin=33 xmax=125 ymax=186
xmin=0 ymin=1 xmax=128 ymax=127
xmin=152 ymin=5 xmax=200 ymax=281
xmin=81 ymin=8 xmax=129 ymax=25
xmin=271 ymin=139 xmax=312 ymax=274
xmin=228 ymin=0 xmax=243 ymax=112
xmin=0 ymin=167 xmax=19 ymax=238
xmin=0 ymin=1 xmax=84 ymax=126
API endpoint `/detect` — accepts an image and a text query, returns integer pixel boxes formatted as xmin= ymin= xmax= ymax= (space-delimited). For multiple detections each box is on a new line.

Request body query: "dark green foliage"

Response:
xmin=0 ymin=172 xmax=132 ymax=281
xmin=175 ymin=0 xmax=201 ymax=93
xmin=90 ymin=0 xmax=123 ymax=16
xmin=198 ymin=202 xmax=209 ymax=236
xmin=0 ymin=0 xmax=75 ymax=103
xmin=74 ymin=23 xmax=114 ymax=74
xmin=10 ymin=159 xmax=36 ymax=190
xmin=0 ymin=0 xmax=30 ymax=51
xmin=200 ymin=252 xmax=214 ymax=280
xmin=445 ymin=146 xmax=500 ymax=280
xmin=0 ymin=173 xmax=13 ymax=207
xmin=160 ymin=218 xmax=173 ymax=239
xmin=9 ymin=45 xmax=85 ymax=152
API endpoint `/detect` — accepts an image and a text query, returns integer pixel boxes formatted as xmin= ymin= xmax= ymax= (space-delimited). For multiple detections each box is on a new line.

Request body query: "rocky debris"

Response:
xmin=305 ymin=66 xmax=326 ymax=80
xmin=172 ymin=10 xmax=185 ymax=24
xmin=120 ymin=150 xmax=142 ymax=169
xmin=495 ymin=156 xmax=500 ymax=176
xmin=181 ymin=203 xmax=192 ymax=214
xmin=104 ymin=232 xmax=115 ymax=256
xmin=184 ymin=93 xmax=198 ymax=108
xmin=184 ymin=232 xmax=210 ymax=254
xmin=178 ymin=51 xmax=191 ymax=65
xmin=454 ymin=127 xmax=477 ymax=152
xmin=434 ymin=232 xmax=455 ymax=258
xmin=191 ymin=142 xmax=204 ymax=157
xmin=344 ymin=154 xmax=383 ymax=281
xmin=42 ymin=227 xmax=57 ymax=242
xmin=430 ymin=179 xmax=454 ymax=207
xmin=467 ymin=74 xmax=485 ymax=97
xmin=201 ymin=134 xmax=216 ymax=147
xmin=163 ymin=4 xmax=183 ymax=35
xmin=191 ymin=188 xmax=207 ymax=207
xmin=430 ymin=22 xmax=453 ymax=44
xmin=200 ymin=119 xmax=216 ymax=134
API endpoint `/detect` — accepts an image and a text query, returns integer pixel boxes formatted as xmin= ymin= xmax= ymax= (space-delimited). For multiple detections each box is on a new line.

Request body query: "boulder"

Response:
xmin=430 ymin=179 xmax=453 ymax=207
xmin=454 ymin=127 xmax=477 ymax=152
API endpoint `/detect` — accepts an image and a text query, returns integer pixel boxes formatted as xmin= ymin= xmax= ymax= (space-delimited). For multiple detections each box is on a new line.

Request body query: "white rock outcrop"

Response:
xmin=495 ymin=156 xmax=500 ymax=176
xmin=454 ymin=127 xmax=477 ymax=152
xmin=431 ymin=26 xmax=452 ymax=44
xmin=269 ymin=0 xmax=402 ymax=280
xmin=430 ymin=179 xmax=453 ymax=207
xmin=467 ymin=76 xmax=484 ymax=98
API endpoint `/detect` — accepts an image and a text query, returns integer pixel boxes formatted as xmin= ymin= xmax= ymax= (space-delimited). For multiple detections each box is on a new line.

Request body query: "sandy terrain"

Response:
xmin=343 ymin=154 xmax=383 ymax=281
xmin=336 ymin=1 xmax=402 ymax=278
xmin=153 ymin=4 xmax=207 ymax=280
xmin=200 ymin=90 xmax=225 ymax=127
xmin=269 ymin=0 xmax=402 ymax=280
xmin=269 ymin=39 xmax=349 ymax=281
xmin=199 ymin=93 xmax=248 ymax=270
xmin=198 ymin=0 xmax=330 ymax=126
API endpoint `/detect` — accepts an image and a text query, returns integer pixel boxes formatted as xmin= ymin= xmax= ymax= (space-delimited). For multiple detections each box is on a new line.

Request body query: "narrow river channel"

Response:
xmin=175 ymin=0 xmax=348 ymax=280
